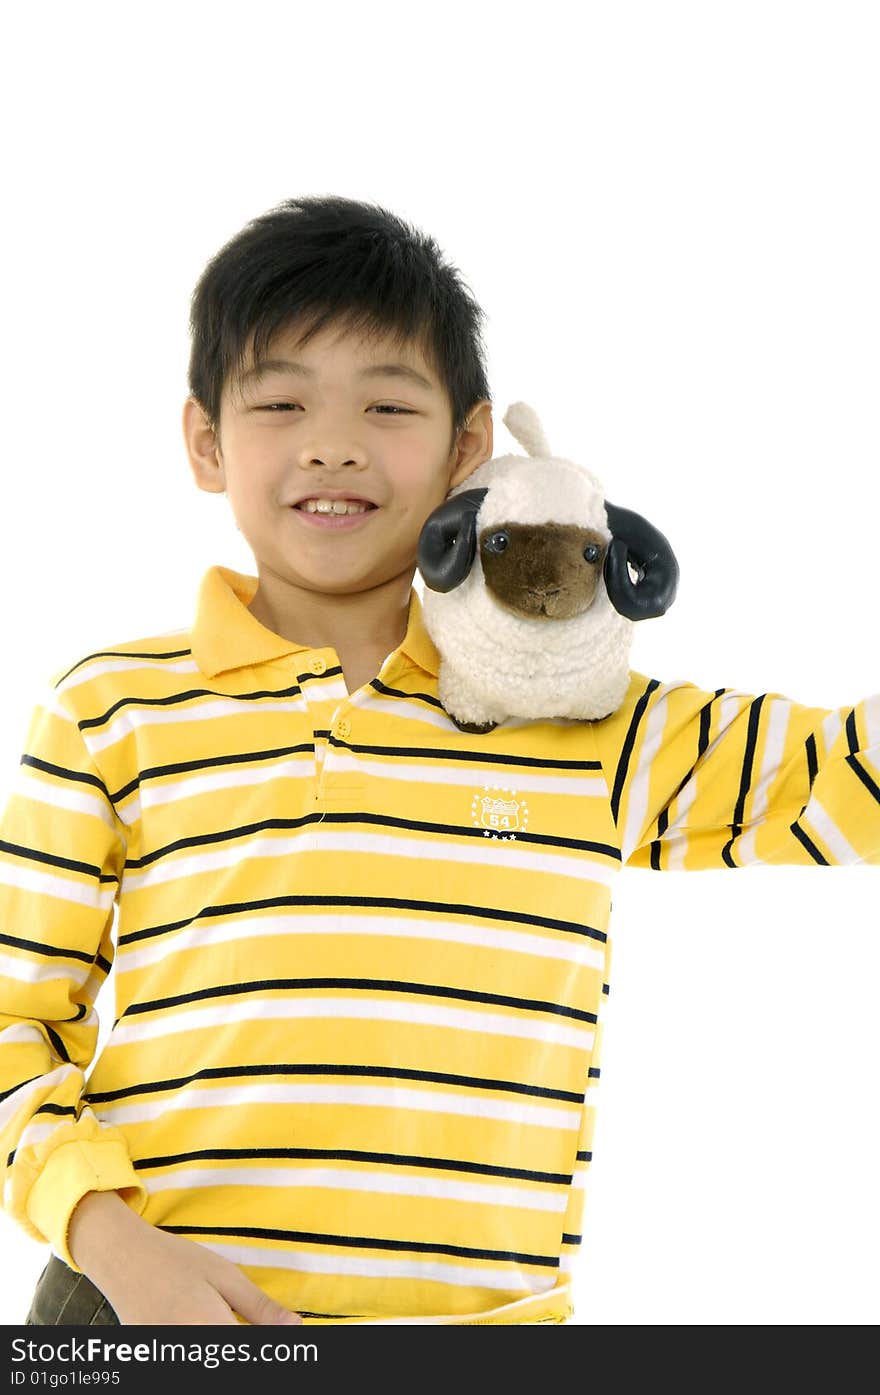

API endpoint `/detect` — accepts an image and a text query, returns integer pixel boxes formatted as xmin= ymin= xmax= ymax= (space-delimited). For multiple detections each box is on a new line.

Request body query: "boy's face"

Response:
xmin=183 ymin=318 xmax=493 ymax=601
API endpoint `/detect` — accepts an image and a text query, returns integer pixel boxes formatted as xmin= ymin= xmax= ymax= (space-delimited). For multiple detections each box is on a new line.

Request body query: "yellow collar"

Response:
xmin=190 ymin=565 xmax=440 ymax=679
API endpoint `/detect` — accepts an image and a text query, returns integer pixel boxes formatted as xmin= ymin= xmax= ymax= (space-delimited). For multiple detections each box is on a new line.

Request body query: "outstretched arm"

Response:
xmin=591 ymin=669 xmax=880 ymax=870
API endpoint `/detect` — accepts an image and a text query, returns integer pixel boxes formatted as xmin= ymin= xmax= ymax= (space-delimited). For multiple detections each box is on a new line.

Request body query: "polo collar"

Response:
xmin=190 ymin=565 xmax=440 ymax=679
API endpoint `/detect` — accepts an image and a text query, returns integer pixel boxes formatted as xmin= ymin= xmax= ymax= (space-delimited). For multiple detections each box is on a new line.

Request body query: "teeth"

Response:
xmin=300 ymin=498 xmax=371 ymax=515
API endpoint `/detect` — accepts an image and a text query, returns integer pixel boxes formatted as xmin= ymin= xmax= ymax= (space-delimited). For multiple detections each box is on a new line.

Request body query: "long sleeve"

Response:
xmin=0 ymin=677 xmax=148 ymax=1267
xmin=591 ymin=669 xmax=880 ymax=870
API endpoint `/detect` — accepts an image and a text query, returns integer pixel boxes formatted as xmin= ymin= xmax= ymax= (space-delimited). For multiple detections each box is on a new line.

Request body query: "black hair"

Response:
xmin=186 ymin=194 xmax=492 ymax=453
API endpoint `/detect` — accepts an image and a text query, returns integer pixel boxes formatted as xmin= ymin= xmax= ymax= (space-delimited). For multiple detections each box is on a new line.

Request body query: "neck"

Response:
xmin=247 ymin=565 xmax=414 ymax=660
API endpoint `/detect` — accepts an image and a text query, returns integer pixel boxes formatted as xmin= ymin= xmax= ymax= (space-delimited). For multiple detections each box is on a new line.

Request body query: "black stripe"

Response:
xmin=721 ymin=694 xmax=765 ymax=869
xmin=296 ymin=664 xmax=343 ymax=685
xmin=587 ymin=1067 xmax=600 ymax=1078
xmin=21 ymin=754 xmax=108 ymax=794
xmin=805 ymin=732 xmax=818 ymax=789
xmin=132 ymin=1146 xmax=573 ymax=1186
xmin=45 ymin=1027 xmax=72 ymax=1063
xmin=561 ymin=1233 xmax=581 ymax=1246
xmin=610 ymin=676 xmax=659 ymax=827
xmin=118 ymin=894 xmax=607 ymax=949
xmin=370 ymin=677 xmax=448 ymax=709
xmin=86 ymin=1061 xmax=585 ymax=1105
xmin=122 ymin=808 xmax=618 ymax=870
xmin=575 ymin=1151 xmax=591 ymax=1162
xmin=847 ymin=751 xmax=880 ymax=807
xmin=79 ymin=682 xmax=306 ymax=733
xmin=790 ymin=820 xmax=829 ymax=865
xmin=331 ymin=740 xmax=601 ymax=772
xmin=845 ymin=707 xmax=860 ymax=756
xmin=118 ymin=976 xmax=598 ymax=1024
xmin=35 ymin=1102 xmax=78 ymax=1117
xmin=54 ymin=647 xmax=194 ymax=685
xmin=111 ymin=743 xmax=317 ymax=804
xmin=0 ymin=1073 xmax=43 ymax=1105
xmin=0 ymin=838 xmax=113 ymax=882
xmin=649 ymin=694 xmax=717 ymax=870
xmin=0 ymin=931 xmax=95 ymax=965
xmin=161 ymin=1223 xmax=559 ymax=1268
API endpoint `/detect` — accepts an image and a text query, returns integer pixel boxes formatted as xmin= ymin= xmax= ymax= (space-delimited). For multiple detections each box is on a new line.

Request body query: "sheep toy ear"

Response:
xmin=501 ymin=401 xmax=554 ymax=459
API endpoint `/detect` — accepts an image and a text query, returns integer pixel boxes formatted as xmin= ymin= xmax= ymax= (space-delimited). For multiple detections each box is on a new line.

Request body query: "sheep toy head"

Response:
xmin=415 ymin=401 xmax=680 ymax=733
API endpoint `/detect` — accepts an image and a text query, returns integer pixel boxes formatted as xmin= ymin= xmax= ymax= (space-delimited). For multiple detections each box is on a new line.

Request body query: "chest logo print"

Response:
xmin=471 ymin=784 xmax=529 ymax=841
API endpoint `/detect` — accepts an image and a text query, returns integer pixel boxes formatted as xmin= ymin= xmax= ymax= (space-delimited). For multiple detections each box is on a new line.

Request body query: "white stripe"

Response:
xmin=822 ymin=708 xmax=845 ymax=757
xmin=864 ymin=694 xmax=880 ymax=747
xmin=140 ymin=756 xmax=314 ymax=814
xmin=620 ymin=681 xmax=690 ymax=865
xmin=323 ymin=754 xmax=607 ymax=798
xmin=203 ymin=1240 xmax=560 ymax=1292
xmin=0 ymin=1023 xmax=53 ymax=1049
xmin=87 ymin=695 xmax=309 ymax=755
xmin=10 ymin=769 xmax=121 ymax=836
xmin=354 ymin=1283 xmax=571 ymax=1324
xmin=104 ymin=995 xmax=595 ymax=1051
xmin=116 ymin=910 xmax=606 ymax=975
xmin=733 ymin=695 xmax=792 ymax=867
xmin=57 ymin=653 xmax=200 ymax=697
xmin=13 ymin=1117 xmax=74 ymax=1152
xmin=303 ymin=675 xmax=348 ymax=700
xmin=0 ymin=950 xmax=91 ymax=988
xmin=634 ymin=685 xmax=756 ymax=866
xmin=123 ymin=827 xmax=615 ymax=893
xmin=0 ymin=858 xmax=116 ymax=911
xmin=349 ymin=694 xmax=464 ymax=734
xmin=0 ymin=1065 xmax=78 ymax=1132
xmin=94 ymin=1082 xmax=582 ymax=1130
xmin=142 ymin=1165 xmax=569 ymax=1212
xmin=801 ymin=794 xmax=861 ymax=864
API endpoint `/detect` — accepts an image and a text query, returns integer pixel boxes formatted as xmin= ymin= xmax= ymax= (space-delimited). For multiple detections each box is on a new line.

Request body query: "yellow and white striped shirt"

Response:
xmin=1 ymin=564 xmax=878 ymax=1324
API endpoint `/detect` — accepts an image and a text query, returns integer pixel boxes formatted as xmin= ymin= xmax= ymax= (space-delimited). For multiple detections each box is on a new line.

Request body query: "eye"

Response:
xmin=583 ymin=542 xmax=601 ymax=563
xmin=256 ymin=403 xmax=415 ymax=415
xmin=483 ymin=531 xmax=509 ymax=553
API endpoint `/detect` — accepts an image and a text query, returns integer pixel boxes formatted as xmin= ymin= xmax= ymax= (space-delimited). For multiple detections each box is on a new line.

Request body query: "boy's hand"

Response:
xmin=68 ymin=1190 xmax=304 ymax=1326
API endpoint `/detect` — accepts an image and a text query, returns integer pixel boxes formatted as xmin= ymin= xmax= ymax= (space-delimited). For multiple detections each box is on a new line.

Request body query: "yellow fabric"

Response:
xmin=1 ymin=564 xmax=877 ymax=1323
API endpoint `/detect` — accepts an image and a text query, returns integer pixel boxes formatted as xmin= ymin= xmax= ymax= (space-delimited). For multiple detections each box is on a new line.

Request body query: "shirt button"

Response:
xmin=309 ymin=656 xmax=327 ymax=675
xmin=336 ymin=718 xmax=351 ymax=738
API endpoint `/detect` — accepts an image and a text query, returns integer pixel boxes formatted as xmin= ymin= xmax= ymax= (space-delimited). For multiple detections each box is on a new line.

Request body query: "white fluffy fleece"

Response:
xmin=420 ymin=434 xmax=636 ymax=726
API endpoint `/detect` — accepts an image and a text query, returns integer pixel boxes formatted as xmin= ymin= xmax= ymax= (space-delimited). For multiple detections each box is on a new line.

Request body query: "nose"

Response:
xmin=307 ymin=458 xmax=358 ymax=470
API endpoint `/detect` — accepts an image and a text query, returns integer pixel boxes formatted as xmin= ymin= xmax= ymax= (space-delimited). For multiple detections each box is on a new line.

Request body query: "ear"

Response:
xmin=416 ymin=488 xmax=489 ymax=593
xmin=447 ymin=401 xmax=494 ymax=491
xmin=602 ymin=501 xmax=680 ymax=620
xmin=182 ymin=397 xmax=226 ymax=494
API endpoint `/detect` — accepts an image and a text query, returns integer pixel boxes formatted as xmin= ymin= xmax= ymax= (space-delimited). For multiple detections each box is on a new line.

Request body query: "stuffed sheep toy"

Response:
xmin=415 ymin=401 xmax=680 ymax=733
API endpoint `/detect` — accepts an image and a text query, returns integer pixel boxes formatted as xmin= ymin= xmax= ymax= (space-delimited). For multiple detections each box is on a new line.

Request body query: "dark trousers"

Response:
xmin=25 ymin=1254 xmax=120 ymax=1325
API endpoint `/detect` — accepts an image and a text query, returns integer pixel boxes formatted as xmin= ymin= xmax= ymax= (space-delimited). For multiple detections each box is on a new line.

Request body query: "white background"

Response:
xmin=1 ymin=0 xmax=878 ymax=1326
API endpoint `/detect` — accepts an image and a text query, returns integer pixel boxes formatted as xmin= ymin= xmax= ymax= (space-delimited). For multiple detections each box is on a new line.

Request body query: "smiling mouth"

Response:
xmin=294 ymin=500 xmax=378 ymax=515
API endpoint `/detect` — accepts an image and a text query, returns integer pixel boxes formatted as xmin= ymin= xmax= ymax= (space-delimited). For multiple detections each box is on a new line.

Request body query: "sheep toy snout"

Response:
xmin=479 ymin=519 xmax=609 ymax=621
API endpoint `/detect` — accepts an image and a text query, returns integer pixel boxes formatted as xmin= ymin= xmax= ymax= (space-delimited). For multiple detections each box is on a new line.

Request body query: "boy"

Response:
xmin=1 ymin=195 xmax=878 ymax=1327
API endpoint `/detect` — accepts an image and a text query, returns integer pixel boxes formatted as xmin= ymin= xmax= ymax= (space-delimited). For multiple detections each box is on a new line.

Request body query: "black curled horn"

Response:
xmin=603 ymin=501 xmax=679 ymax=620
xmin=416 ymin=487 xmax=488 ymax=593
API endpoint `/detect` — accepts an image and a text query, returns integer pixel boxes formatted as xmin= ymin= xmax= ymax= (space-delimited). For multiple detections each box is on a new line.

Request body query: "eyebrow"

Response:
xmin=238 ymin=358 xmax=435 ymax=392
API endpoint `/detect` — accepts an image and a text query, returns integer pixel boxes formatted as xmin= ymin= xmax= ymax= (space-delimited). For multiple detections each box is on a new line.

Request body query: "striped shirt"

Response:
xmin=1 ymin=563 xmax=878 ymax=1325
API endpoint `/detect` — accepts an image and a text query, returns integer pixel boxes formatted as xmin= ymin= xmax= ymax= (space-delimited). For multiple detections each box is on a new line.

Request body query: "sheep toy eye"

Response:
xmin=583 ymin=542 xmax=601 ymax=563
xmin=483 ymin=531 xmax=509 ymax=553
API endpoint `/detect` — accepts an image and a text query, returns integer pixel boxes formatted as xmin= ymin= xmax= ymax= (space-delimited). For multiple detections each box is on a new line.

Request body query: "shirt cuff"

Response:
xmin=26 ymin=1138 xmax=149 ymax=1271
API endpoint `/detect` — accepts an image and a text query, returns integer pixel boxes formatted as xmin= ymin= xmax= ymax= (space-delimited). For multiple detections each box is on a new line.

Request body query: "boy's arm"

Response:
xmin=591 ymin=669 xmax=880 ymax=869
xmin=0 ymin=678 xmax=147 ymax=1269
